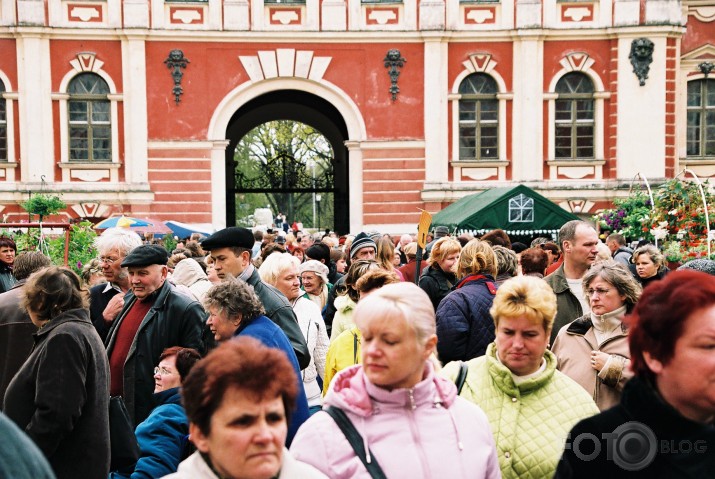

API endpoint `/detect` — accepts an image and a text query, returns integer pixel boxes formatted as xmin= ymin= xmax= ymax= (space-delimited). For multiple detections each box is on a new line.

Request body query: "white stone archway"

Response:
xmin=208 ymin=77 xmax=367 ymax=231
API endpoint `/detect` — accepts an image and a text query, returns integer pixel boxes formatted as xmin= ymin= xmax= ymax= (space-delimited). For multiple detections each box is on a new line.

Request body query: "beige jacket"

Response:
xmin=552 ymin=313 xmax=632 ymax=411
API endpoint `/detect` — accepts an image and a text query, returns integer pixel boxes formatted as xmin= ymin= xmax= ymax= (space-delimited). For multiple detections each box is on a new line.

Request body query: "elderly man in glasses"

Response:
xmin=89 ymin=228 xmax=143 ymax=341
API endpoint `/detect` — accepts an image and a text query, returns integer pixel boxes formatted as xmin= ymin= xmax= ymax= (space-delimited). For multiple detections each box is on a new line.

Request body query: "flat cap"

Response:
xmin=121 ymin=244 xmax=169 ymax=267
xmin=201 ymin=226 xmax=254 ymax=251
xmin=434 ymin=226 xmax=449 ymax=237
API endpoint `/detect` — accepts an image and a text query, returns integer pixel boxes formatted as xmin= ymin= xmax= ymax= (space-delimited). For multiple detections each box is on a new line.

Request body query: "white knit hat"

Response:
xmin=299 ymin=260 xmax=329 ymax=285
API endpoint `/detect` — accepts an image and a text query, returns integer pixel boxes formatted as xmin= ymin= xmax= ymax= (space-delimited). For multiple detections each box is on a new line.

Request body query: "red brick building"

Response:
xmin=0 ymin=0 xmax=713 ymax=233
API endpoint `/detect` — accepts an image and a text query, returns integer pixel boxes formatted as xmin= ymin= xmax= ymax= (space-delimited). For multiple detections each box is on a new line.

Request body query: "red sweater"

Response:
xmin=109 ymin=300 xmax=153 ymax=396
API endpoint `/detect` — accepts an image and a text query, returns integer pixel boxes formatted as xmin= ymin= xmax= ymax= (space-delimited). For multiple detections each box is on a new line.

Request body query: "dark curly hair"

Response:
xmin=203 ymin=278 xmax=265 ymax=323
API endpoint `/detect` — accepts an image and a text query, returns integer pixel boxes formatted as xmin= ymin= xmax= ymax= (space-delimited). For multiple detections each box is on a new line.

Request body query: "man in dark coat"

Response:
xmin=105 ymin=245 xmax=205 ymax=426
xmin=89 ymin=228 xmax=143 ymax=341
xmin=0 ymin=236 xmax=17 ymax=294
xmin=0 ymin=251 xmax=52 ymax=401
xmin=201 ymin=226 xmax=310 ymax=369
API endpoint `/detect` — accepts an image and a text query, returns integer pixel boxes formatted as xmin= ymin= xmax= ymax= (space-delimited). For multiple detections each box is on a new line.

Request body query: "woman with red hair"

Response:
xmin=555 ymin=270 xmax=715 ymax=477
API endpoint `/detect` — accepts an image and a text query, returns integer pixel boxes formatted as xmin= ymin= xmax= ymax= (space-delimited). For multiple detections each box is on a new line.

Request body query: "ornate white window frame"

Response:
xmin=0 ymin=70 xmax=18 ymax=182
xmin=449 ymin=53 xmax=512 ymax=181
xmin=546 ymin=52 xmax=609 ymax=180
xmin=54 ymin=53 xmax=122 ymax=183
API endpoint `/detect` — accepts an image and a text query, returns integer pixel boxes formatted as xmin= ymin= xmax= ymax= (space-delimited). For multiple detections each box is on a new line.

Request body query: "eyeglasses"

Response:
xmin=586 ymin=288 xmax=612 ymax=296
xmin=99 ymin=256 xmax=120 ymax=265
xmin=153 ymin=367 xmax=175 ymax=376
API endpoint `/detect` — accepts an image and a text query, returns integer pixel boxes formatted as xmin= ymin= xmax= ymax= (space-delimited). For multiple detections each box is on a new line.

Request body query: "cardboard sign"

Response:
xmin=416 ymin=210 xmax=432 ymax=249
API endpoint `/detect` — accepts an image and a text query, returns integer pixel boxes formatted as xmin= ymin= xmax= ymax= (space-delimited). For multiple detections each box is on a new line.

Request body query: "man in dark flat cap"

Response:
xmin=105 ymin=244 xmax=206 ymax=426
xmin=201 ymin=226 xmax=310 ymax=369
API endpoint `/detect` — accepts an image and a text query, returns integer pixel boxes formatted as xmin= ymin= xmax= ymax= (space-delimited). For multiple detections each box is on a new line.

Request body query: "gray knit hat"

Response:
xmin=350 ymin=232 xmax=377 ymax=259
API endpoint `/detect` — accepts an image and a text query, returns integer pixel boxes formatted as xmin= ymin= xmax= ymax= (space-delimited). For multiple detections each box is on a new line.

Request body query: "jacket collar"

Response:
xmin=125 ymin=280 xmax=174 ymax=311
xmin=152 ymin=386 xmax=182 ymax=406
xmin=325 ymin=361 xmax=456 ymax=417
xmin=34 ymin=308 xmax=91 ymax=339
xmin=456 ymin=274 xmax=496 ymax=293
xmin=485 ymin=342 xmax=557 ymax=396
xmin=547 ymin=263 xmax=570 ymax=294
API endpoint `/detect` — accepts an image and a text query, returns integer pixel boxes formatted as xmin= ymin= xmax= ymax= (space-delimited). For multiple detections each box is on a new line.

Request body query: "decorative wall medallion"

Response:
xmin=561 ymin=4 xmax=593 ymax=22
xmin=169 ymin=7 xmax=204 ymax=24
xmin=384 ymin=49 xmax=406 ymax=102
xmin=366 ymin=7 xmax=398 ymax=25
xmin=699 ymin=61 xmax=714 ymax=78
xmin=164 ymin=50 xmax=190 ymax=105
xmin=67 ymin=4 xmax=103 ymax=22
xmin=269 ymin=7 xmax=302 ymax=25
xmin=464 ymin=7 xmax=496 ymax=24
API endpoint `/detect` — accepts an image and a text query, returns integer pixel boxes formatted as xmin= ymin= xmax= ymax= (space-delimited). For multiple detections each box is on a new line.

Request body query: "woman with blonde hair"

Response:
xmin=376 ymin=236 xmax=404 ymax=281
xmin=419 ymin=237 xmax=461 ymax=311
xmin=441 ymin=276 xmax=598 ymax=479
xmin=631 ymin=244 xmax=668 ymax=289
xmin=435 ymin=239 xmax=498 ymax=363
xmin=292 ymin=282 xmax=500 ymax=479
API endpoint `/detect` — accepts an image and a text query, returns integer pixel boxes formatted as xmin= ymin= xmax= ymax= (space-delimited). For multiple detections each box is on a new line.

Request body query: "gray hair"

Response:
xmin=203 ymin=279 xmax=265 ymax=323
xmin=583 ymin=260 xmax=642 ymax=311
xmin=354 ymin=282 xmax=435 ymax=345
xmin=492 ymin=245 xmax=518 ymax=277
xmin=258 ymin=253 xmax=300 ymax=287
xmin=94 ymin=227 xmax=143 ymax=257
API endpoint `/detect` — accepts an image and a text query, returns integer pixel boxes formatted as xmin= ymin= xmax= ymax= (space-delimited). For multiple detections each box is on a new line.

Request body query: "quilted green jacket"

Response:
xmin=441 ymin=343 xmax=599 ymax=479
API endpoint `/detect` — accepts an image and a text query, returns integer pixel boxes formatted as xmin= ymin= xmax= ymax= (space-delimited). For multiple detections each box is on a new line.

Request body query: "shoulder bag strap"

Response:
xmin=454 ymin=361 xmax=468 ymax=395
xmin=324 ymin=406 xmax=387 ymax=479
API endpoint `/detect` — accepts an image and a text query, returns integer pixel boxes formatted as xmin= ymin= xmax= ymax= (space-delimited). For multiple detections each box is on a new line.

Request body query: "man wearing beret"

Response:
xmin=105 ymin=244 xmax=206 ymax=426
xmin=201 ymin=226 xmax=310 ymax=369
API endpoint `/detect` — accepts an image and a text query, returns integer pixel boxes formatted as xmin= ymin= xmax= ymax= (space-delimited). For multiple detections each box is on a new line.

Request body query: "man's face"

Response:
xmin=606 ymin=239 xmax=619 ymax=254
xmin=0 ymin=246 xmax=15 ymax=266
xmin=209 ymin=247 xmax=250 ymax=280
xmin=564 ymin=226 xmax=599 ymax=270
xmin=127 ymin=264 xmax=167 ymax=300
xmin=354 ymin=247 xmax=376 ymax=261
xmin=99 ymin=247 xmax=127 ymax=284
xmin=300 ymin=235 xmax=313 ymax=250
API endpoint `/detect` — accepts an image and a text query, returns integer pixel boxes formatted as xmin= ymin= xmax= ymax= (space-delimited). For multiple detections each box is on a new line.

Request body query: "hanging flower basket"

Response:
xmin=21 ymin=194 xmax=66 ymax=222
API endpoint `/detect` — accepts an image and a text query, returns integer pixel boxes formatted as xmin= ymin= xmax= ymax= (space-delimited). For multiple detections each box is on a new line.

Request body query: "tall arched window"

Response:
xmin=555 ymin=72 xmax=594 ymax=159
xmin=0 ymin=80 xmax=6 ymax=161
xmin=458 ymin=73 xmax=498 ymax=160
xmin=68 ymin=73 xmax=111 ymax=161
xmin=687 ymin=79 xmax=715 ymax=158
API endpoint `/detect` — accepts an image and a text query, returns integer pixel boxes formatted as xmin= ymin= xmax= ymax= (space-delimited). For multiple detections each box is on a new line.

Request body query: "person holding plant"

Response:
xmin=631 ymin=244 xmax=668 ymax=289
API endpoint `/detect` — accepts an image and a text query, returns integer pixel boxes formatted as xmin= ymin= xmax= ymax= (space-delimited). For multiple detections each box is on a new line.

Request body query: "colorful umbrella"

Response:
xmin=94 ymin=216 xmax=154 ymax=229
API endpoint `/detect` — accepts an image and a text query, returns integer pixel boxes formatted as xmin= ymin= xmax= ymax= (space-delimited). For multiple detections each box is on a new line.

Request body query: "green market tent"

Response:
xmin=431 ymin=185 xmax=580 ymax=237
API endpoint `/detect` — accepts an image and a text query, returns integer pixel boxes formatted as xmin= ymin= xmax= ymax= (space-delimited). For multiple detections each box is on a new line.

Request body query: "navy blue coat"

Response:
xmin=112 ymin=387 xmax=187 ymax=479
xmin=435 ymin=274 xmax=497 ymax=364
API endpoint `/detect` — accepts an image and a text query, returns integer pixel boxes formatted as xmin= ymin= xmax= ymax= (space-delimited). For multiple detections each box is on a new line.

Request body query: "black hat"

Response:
xmin=121 ymin=244 xmax=169 ymax=267
xmin=201 ymin=227 xmax=254 ymax=251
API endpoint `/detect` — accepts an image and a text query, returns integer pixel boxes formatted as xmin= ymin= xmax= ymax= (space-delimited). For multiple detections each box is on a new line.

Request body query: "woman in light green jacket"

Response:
xmin=440 ymin=276 xmax=599 ymax=479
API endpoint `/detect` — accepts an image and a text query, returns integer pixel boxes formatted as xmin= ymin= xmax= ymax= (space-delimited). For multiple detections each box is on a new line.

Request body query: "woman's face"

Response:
xmin=206 ymin=306 xmax=240 ymax=342
xmin=292 ymin=250 xmax=304 ymax=262
xmin=191 ymin=388 xmax=287 ymax=479
xmin=275 ymin=264 xmax=301 ymax=302
xmin=437 ymin=252 xmax=459 ymax=274
xmin=645 ymin=304 xmax=715 ymax=423
xmin=587 ymin=276 xmax=626 ymax=316
xmin=300 ymin=271 xmax=322 ymax=296
xmin=207 ymin=265 xmax=221 ymax=284
xmin=495 ymin=315 xmax=550 ymax=376
xmin=335 ymin=257 xmax=347 ymax=274
xmin=635 ymin=254 xmax=658 ymax=279
xmin=392 ymin=252 xmax=402 ymax=267
xmin=0 ymin=246 xmax=15 ymax=266
xmin=360 ymin=311 xmax=436 ymax=391
xmin=154 ymin=355 xmax=181 ymax=393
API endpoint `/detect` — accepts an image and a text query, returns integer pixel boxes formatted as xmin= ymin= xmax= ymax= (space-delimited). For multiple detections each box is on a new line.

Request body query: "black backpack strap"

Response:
xmin=454 ymin=361 xmax=468 ymax=395
xmin=324 ymin=406 xmax=387 ymax=479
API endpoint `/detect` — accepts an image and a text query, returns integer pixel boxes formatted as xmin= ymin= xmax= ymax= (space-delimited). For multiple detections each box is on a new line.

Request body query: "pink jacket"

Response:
xmin=290 ymin=362 xmax=501 ymax=479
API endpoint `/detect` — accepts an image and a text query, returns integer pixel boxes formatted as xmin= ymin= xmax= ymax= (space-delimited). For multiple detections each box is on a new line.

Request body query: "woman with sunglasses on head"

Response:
xmin=552 ymin=261 xmax=642 ymax=411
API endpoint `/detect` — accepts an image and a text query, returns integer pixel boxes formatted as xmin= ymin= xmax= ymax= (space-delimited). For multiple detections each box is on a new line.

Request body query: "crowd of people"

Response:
xmin=0 ymin=219 xmax=713 ymax=479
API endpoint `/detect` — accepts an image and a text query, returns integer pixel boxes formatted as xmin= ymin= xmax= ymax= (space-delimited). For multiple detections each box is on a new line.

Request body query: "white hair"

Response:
xmin=94 ymin=228 xmax=143 ymax=256
xmin=258 ymin=253 xmax=300 ymax=287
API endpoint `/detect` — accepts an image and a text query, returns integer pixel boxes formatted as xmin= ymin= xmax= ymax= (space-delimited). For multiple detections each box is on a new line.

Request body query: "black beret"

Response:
xmin=201 ymin=226 xmax=254 ymax=251
xmin=121 ymin=244 xmax=169 ymax=267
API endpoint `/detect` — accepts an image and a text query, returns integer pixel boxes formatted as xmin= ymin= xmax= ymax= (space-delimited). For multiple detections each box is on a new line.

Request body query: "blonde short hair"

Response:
xmin=456 ymin=239 xmax=497 ymax=278
xmin=427 ymin=237 xmax=461 ymax=267
xmin=354 ymin=282 xmax=435 ymax=345
xmin=489 ymin=276 xmax=557 ymax=333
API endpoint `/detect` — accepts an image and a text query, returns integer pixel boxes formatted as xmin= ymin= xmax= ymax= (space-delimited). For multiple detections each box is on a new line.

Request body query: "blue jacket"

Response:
xmin=435 ymin=274 xmax=497 ymax=363
xmin=234 ymin=315 xmax=310 ymax=446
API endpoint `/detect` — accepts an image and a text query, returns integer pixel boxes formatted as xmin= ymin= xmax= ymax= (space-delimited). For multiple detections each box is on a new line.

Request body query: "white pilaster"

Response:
xmin=423 ymin=35 xmax=448 ymax=183
xmin=16 ymin=0 xmax=44 ymax=25
xmin=420 ymin=0 xmax=445 ymax=30
xmin=16 ymin=33 xmax=54 ymax=182
xmin=321 ymin=0 xmax=346 ymax=31
xmin=123 ymin=0 xmax=149 ymax=28
xmin=211 ymin=140 xmax=229 ymax=229
xmin=645 ymin=0 xmax=681 ymax=24
xmin=613 ymin=0 xmax=640 ymax=26
xmin=224 ymin=0 xmax=250 ymax=30
xmin=345 ymin=140 xmax=363 ymax=232
xmin=512 ymin=33 xmax=544 ymax=181
xmin=616 ymin=35 xmax=667 ymax=178
xmin=516 ymin=0 xmax=541 ymax=28
xmin=121 ymin=36 xmax=149 ymax=185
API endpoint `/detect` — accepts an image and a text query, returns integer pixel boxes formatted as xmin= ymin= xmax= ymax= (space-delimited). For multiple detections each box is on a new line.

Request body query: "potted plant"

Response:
xmin=21 ymin=194 xmax=66 ymax=222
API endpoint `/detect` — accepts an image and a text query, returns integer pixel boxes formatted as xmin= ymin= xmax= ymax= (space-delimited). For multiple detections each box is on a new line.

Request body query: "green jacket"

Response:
xmin=441 ymin=343 xmax=599 ymax=479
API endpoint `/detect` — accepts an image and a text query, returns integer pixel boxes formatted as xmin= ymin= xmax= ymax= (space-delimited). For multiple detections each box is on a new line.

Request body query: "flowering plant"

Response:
xmin=594 ymin=190 xmax=653 ymax=241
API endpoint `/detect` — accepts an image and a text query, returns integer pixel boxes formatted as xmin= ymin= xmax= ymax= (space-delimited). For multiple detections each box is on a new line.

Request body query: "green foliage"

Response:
xmin=594 ymin=191 xmax=653 ymax=242
xmin=21 ymin=194 xmax=66 ymax=221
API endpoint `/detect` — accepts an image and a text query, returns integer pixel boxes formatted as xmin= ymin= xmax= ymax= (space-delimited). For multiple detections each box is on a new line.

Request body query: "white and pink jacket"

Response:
xmin=290 ymin=362 xmax=501 ymax=479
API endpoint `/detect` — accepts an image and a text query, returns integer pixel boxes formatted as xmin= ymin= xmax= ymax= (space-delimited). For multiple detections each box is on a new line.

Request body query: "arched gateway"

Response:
xmin=208 ymin=79 xmax=367 ymax=234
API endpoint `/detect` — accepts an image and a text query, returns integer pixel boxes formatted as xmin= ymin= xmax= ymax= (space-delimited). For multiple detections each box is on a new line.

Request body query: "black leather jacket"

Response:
xmin=105 ymin=281 xmax=206 ymax=425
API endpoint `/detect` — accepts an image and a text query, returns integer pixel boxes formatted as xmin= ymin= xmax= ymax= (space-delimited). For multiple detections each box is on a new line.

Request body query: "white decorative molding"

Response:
xmin=464 ymin=53 xmax=497 ymax=74
xmin=367 ymin=8 xmax=397 ymax=25
xmin=70 ymin=169 xmax=111 ymax=182
xmin=271 ymin=9 xmax=300 ymax=25
xmin=171 ymin=8 xmax=202 ymax=24
xmin=465 ymin=8 xmax=494 ymax=24
xmin=562 ymin=6 xmax=592 ymax=22
xmin=69 ymin=52 xmax=105 ymax=73
xmin=689 ymin=5 xmax=715 ymax=22
xmin=556 ymin=165 xmax=595 ymax=179
xmin=559 ymin=52 xmax=596 ymax=73
xmin=70 ymin=6 xmax=100 ymax=21
xmin=239 ymin=49 xmax=332 ymax=82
